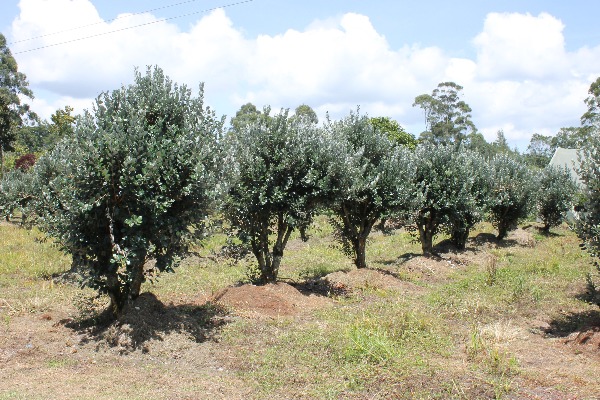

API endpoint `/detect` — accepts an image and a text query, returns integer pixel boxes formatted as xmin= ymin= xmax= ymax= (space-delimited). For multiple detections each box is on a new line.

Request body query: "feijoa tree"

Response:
xmin=0 ymin=167 xmax=35 ymax=221
xmin=324 ymin=110 xmax=415 ymax=268
xmin=575 ymin=135 xmax=600 ymax=306
xmin=488 ymin=154 xmax=537 ymax=240
xmin=27 ymin=66 xmax=224 ymax=316
xmin=575 ymin=78 xmax=600 ymax=306
xmin=410 ymin=143 xmax=488 ymax=254
xmin=222 ymin=107 xmax=334 ymax=283
xmin=536 ymin=165 xmax=577 ymax=232
xmin=445 ymin=149 xmax=490 ymax=250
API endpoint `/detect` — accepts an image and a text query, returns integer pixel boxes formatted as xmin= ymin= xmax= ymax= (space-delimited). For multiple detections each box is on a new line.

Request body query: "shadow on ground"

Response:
xmin=543 ymin=309 xmax=600 ymax=338
xmin=63 ymin=292 xmax=230 ymax=353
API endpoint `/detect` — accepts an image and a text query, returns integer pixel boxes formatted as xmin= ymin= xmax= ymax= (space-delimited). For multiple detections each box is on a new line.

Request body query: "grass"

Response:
xmin=0 ymin=219 xmax=598 ymax=399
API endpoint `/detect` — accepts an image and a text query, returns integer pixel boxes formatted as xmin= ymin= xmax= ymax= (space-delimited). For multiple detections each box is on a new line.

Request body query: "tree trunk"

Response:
xmin=418 ymin=220 xmax=436 ymax=255
xmin=254 ymin=216 xmax=293 ymax=284
xmin=352 ymin=219 xmax=376 ymax=269
xmin=542 ymin=223 xmax=550 ymax=233
xmin=127 ymin=262 xmax=145 ymax=305
xmin=496 ymin=222 xmax=508 ymax=241
xmin=105 ymin=270 xmax=124 ymax=317
xmin=450 ymin=226 xmax=470 ymax=250
xmin=0 ymin=146 xmax=4 ymax=180
xmin=353 ymin=236 xmax=367 ymax=269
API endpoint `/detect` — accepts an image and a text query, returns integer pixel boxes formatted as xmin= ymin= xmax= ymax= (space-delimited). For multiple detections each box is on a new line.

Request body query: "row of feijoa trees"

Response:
xmin=0 ymin=65 xmax=594 ymax=317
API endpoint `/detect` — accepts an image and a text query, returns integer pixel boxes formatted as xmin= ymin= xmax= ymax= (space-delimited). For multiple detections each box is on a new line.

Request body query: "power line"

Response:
xmin=9 ymin=0 xmax=207 ymax=45
xmin=13 ymin=0 xmax=254 ymax=55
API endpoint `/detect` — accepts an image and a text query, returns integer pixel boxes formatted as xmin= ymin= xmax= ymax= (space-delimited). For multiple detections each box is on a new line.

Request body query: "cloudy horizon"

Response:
xmin=3 ymin=0 xmax=600 ymax=150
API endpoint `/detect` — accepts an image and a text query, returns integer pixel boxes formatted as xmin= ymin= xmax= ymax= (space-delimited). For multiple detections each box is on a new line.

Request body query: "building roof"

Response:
xmin=548 ymin=147 xmax=582 ymax=185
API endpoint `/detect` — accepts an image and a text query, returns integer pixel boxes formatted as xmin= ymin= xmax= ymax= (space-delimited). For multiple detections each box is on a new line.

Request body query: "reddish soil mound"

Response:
xmin=213 ymin=282 xmax=330 ymax=318
xmin=323 ymin=268 xmax=424 ymax=294
xmin=564 ymin=327 xmax=600 ymax=348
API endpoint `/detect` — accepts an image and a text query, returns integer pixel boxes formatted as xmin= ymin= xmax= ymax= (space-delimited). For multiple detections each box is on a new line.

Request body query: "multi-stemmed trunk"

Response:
xmin=338 ymin=203 xmax=377 ymax=269
xmin=417 ymin=208 xmax=438 ymax=255
xmin=250 ymin=212 xmax=294 ymax=284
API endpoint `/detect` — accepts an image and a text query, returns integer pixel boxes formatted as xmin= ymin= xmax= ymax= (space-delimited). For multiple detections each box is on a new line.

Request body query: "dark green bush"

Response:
xmin=536 ymin=165 xmax=577 ymax=232
xmin=488 ymin=155 xmax=537 ymax=240
xmin=24 ymin=66 xmax=224 ymax=315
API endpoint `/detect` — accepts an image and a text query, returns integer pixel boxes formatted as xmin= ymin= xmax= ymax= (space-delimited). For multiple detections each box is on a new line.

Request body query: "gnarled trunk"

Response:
xmin=417 ymin=213 xmax=437 ymax=255
xmin=252 ymin=213 xmax=294 ymax=284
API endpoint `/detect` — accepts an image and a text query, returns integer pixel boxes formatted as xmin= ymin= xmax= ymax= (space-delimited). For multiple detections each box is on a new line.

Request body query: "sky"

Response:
xmin=2 ymin=0 xmax=600 ymax=150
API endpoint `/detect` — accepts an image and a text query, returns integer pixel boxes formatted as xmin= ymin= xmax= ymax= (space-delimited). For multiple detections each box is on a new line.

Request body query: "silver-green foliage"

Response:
xmin=488 ymin=155 xmax=537 ymax=240
xmin=411 ymin=143 xmax=489 ymax=253
xmin=0 ymin=168 xmax=35 ymax=221
xmin=575 ymin=133 xmax=600 ymax=306
xmin=444 ymin=148 xmax=490 ymax=249
xmin=536 ymin=165 xmax=577 ymax=232
xmin=324 ymin=110 xmax=415 ymax=268
xmin=24 ymin=66 xmax=224 ymax=314
xmin=223 ymin=108 xmax=334 ymax=282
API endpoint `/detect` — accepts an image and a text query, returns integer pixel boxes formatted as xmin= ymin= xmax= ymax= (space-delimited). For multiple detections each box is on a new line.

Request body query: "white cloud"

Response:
xmin=473 ymin=12 xmax=569 ymax=81
xmin=8 ymin=1 xmax=600 ymax=149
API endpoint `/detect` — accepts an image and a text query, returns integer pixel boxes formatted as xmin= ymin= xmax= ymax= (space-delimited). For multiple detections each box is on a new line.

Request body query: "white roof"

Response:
xmin=548 ymin=147 xmax=582 ymax=185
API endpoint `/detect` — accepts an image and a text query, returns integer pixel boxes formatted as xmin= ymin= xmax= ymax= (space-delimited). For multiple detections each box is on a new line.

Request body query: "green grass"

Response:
xmin=0 ymin=220 xmax=597 ymax=399
xmin=0 ymin=224 xmax=74 ymax=315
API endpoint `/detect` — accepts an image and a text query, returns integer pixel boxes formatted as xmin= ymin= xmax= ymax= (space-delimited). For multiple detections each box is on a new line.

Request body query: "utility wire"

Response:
xmin=9 ymin=0 xmax=207 ymax=45
xmin=13 ymin=0 xmax=254 ymax=55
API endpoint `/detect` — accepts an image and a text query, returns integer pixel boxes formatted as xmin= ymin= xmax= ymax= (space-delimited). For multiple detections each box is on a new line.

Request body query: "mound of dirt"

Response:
xmin=564 ymin=327 xmax=600 ymax=348
xmin=75 ymin=293 xmax=228 ymax=354
xmin=213 ymin=282 xmax=330 ymax=318
xmin=323 ymin=268 xmax=424 ymax=294
xmin=508 ymin=227 xmax=537 ymax=247
xmin=398 ymin=255 xmax=463 ymax=282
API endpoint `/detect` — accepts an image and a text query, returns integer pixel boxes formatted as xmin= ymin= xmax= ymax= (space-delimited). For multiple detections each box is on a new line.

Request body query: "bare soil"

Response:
xmin=212 ymin=282 xmax=331 ymax=318
xmin=1 ymin=226 xmax=599 ymax=399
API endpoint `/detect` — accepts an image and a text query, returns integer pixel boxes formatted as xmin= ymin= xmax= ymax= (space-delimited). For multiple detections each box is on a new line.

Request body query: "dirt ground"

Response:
xmin=1 ymin=228 xmax=599 ymax=399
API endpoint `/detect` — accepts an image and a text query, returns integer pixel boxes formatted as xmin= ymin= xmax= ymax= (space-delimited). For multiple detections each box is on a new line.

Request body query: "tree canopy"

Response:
xmin=0 ymin=33 xmax=36 ymax=177
xmin=413 ymin=82 xmax=476 ymax=145
xmin=369 ymin=116 xmax=417 ymax=149
xmin=22 ymin=66 xmax=224 ymax=315
xmin=223 ymin=107 xmax=334 ymax=282
xmin=325 ymin=111 xmax=415 ymax=268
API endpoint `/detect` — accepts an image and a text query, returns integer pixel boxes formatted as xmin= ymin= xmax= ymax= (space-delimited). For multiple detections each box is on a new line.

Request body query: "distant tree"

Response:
xmin=0 ymin=168 xmax=35 ymax=221
xmin=446 ymin=150 xmax=491 ymax=250
xmin=23 ymin=67 xmax=224 ymax=316
xmin=15 ymin=106 xmax=76 ymax=154
xmin=465 ymin=132 xmax=494 ymax=159
xmin=0 ymin=33 xmax=36 ymax=178
xmin=413 ymin=82 xmax=476 ymax=145
xmin=581 ymin=76 xmax=600 ymax=128
xmin=325 ymin=110 xmax=415 ymax=268
xmin=370 ymin=116 xmax=417 ymax=149
xmin=491 ymin=130 xmax=512 ymax=154
xmin=229 ymin=102 xmax=263 ymax=134
xmin=488 ymin=154 xmax=537 ymax=240
xmin=292 ymin=104 xmax=319 ymax=125
xmin=552 ymin=127 xmax=589 ymax=150
xmin=536 ymin=165 xmax=577 ymax=232
xmin=223 ymin=108 xmax=334 ymax=282
xmin=525 ymin=133 xmax=553 ymax=168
